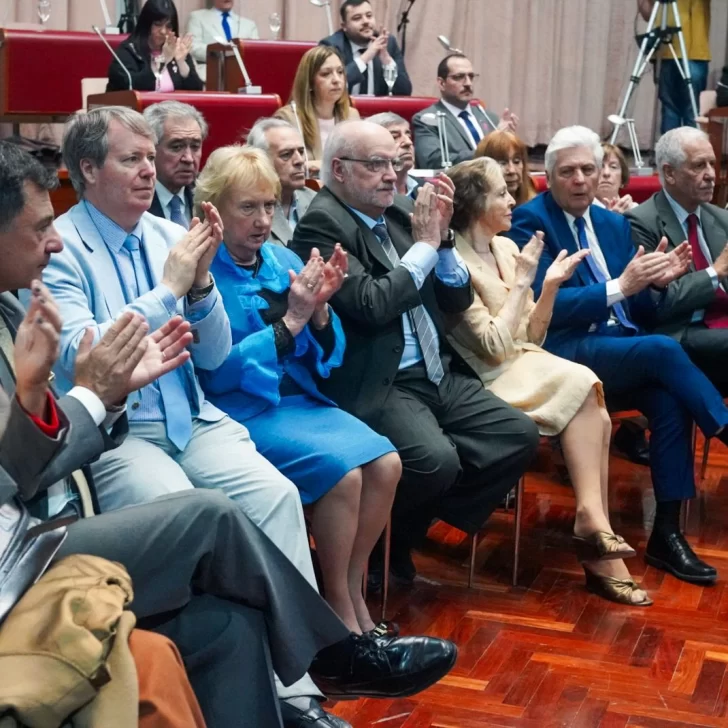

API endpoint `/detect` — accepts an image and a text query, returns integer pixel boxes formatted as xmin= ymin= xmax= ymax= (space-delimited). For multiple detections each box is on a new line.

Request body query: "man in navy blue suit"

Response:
xmin=507 ymin=125 xmax=728 ymax=586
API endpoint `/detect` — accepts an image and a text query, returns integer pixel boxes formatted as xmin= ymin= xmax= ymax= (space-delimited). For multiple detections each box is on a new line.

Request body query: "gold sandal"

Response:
xmin=573 ymin=531 xmax=637 ymax=562
xmin=584 ymin=569 xmax=653 ymax=607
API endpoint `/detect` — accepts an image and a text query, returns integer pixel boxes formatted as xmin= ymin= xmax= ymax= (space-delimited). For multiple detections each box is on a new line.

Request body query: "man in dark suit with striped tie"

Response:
xmin=144 ymin=101 xmax=207 ymax=230
xmin=290 ymin=120 xmax=539 ymax=587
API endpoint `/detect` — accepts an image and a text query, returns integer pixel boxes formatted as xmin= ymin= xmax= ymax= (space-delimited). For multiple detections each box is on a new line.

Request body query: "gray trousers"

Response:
xmin=56 ymin=489 xmax=350 ymax=728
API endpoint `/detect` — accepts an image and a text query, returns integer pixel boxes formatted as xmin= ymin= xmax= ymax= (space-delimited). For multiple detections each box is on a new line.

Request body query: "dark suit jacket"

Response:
xmin=319 ymin=30 xmax=412 ymax=97
xmin=626 ymin=190 xmax=728 ymax=338
xmin=289 ymin=188 xmax=474 ymax=427
xmin=107 ymin=40 xmax=204 ymax=92
xmin=506 ymin=192 xmax=660 ymax=361
xmin=413 ymin=100 xmax=498 ymax=169
xmin=147 ymin=186 xmax=195 ymax=223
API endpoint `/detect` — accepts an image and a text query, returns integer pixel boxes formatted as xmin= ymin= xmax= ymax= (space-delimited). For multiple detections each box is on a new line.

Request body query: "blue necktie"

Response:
xmin=222 ymin=10 xmax=232 ymax=41
xmin=122 ymin=234 xmax=193 ymax=450
xmin=169 ymin=195 xmax=189 ymax=230
xmin=573 ymin=217 xmax=637 ymax=332
xmin=458 ymin=110 xmax=482 ymax=146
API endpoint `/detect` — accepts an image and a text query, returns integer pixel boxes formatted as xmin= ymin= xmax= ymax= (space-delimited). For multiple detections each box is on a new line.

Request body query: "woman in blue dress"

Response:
xmin=194 ymin=145 xmax=402 ymax=635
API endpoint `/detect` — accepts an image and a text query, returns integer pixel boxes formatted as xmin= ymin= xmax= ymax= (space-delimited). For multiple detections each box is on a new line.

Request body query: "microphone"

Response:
xmin=309 ymin=0 xmax=335 ymax=36
xmin=421 ymin=111 xmax=452 ymax=169
xmin=475 ymin=102 xmax=497 ymax=133
xmin=93 ymin=25 xmax=132 ymax=91
xmin=97 ymin=0 xmax=120 ymax=34
xmin=213 ymin=35 xmax=262 ymax=94
xmin=437 ymin=35 xmax=463 ymax=54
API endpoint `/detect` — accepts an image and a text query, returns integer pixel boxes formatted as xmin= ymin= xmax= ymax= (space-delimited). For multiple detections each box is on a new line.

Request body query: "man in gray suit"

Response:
xmin=0 ymin=140 xmax=458 ymax=728
xmin=627 ymin=127 xmax=728 ymax=393
xmin=247 ymin=117 xmax=317 ymax=247
xmin=413 ymin=53 xmax=518 ymax=169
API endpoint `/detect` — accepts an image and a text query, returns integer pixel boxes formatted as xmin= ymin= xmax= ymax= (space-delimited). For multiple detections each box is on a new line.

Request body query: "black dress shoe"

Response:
xmin=280 ymin=698 xmax=351 ymax=728
xmin=645 ymin=530 xmax=717 ymax=585
xmin=613 ymin=423 xmax=650 ymax=466
xmin=310 ymin=633 xmax=457 ymax=700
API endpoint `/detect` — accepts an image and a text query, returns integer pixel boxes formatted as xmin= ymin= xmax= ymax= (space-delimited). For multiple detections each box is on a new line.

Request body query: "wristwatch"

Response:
xmin=187 ymin=276 xmax=215 ymax=305
xmin=440 ymin=228 xmax=455 ymax=249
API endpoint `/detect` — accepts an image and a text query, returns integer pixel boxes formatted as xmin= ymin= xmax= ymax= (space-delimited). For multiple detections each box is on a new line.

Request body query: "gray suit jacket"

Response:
xmin=0 ymin=292 xmax=125 ymax=509
xmin=412 ymin=100 xmax=499 ymax=169
xmin=626 ymin=191 xmax=728 ymax=338
xmin=270 ymin=187 xmax=316 ymax=248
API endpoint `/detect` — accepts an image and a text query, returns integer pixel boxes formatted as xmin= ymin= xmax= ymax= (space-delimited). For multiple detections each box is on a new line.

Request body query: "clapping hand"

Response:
xmin=361 ymin=30 xmax=389 ymax=64
xmin=497 ymin=108 xmax=519 ymax=133
xmin=544 ymin=248 xmax=590 ymax=289
xmin=175 ymin=34 xmax=193 ymax=62
xmin=605 ymin=194 xmax=634 ymax=214
xmin=411 ymin=183 xmax=443 ymax=249
xmin=161 ymin=33 xmax=177 ymax=65
xmin=191 ymin=201 xmax=225 ymax=289
xmin=514 ymin=231 xmax=545 ymax=287
xmin=650 ymin=238 xmax=692 ymax=288
xmin=433 ymin=173 xmax=455 ymax=236
xmin=283 ymin=254 xmax=325 ymax=336
xmin=378 ymin=27 xmax=393 ymax=65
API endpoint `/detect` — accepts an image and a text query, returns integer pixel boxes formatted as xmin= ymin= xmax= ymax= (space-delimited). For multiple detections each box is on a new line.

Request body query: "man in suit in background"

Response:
xmin=144 ymin=101 xmax=206 ymax=230
xmin=627 ymin=127 xmax=728 ymax=394
xmin=320 ymin=0 xmax=412 ymax=97
xmin=368 ymin=112 xmax=421 ymax=199
xmin=508 ymin=124 xmax=728 ymax=586
xmin=187 ymin=0 xmax=258 ymax=82
xmin=413 ymin=54 xmax=518 ymax=169
xmin=246 ymin=117 xmax=316 ymax=247
xmin=291 ymin=120 xmax=539 ymax=587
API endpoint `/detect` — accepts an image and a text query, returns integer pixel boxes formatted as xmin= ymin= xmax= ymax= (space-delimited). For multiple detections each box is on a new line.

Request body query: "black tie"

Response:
xmin=358 ymin=48 xmax=369 ymax=93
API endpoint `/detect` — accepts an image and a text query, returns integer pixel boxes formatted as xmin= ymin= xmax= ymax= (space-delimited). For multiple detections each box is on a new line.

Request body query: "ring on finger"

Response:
xmin=306 ymin=282 xmax=315 ymax=290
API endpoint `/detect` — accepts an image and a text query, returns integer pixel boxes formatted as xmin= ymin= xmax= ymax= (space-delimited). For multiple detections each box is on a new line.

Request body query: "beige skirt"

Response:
xmin=487 ymin=349 xmax=604 ymax=437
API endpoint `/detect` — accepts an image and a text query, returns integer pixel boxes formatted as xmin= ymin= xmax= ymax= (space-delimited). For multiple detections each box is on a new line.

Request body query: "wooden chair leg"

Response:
xmin=468 ymin=532 xmax=478 ymax=589
xmin=700 ymin=437 xmax=711 ymax=481
xmin=513 ymin=476 xmax=524 ymax=587
xmin=381 ymin=517 xmax=391 ymax=621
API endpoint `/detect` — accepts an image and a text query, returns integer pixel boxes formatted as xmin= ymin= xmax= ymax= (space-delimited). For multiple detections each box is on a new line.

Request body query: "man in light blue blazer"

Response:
xmin=33 ymin=106 xmax=331 ymax=710
xmin=507 ymin=125 xmax=728 ymax=587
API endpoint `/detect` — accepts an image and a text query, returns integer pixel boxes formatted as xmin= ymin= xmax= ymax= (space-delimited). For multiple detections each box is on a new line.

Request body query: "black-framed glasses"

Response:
xmin=447 ymin=72 xmax=479 ymax=82
xmin=338 ymin=157 xmax=405 ymax=173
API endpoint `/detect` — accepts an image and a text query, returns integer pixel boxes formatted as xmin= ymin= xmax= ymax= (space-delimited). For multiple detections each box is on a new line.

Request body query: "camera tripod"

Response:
xmin=609 ymin=0 xmax=698 ymax=166
xmin=118 ymin=0 xmax=137 ymax=34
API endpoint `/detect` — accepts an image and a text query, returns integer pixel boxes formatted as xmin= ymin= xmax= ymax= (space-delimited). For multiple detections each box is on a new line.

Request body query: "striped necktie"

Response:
xmin=372 ymin=223 xmax=444 ymax=385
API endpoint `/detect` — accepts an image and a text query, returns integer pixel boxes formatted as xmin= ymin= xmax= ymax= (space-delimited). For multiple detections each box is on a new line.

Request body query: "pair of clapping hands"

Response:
xmin=161 ymin=32 xmax=194 ymax=66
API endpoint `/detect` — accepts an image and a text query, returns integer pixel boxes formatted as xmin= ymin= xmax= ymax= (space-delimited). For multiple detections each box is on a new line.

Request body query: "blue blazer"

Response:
xmin=506 ymin=192 xmax=659 ymax=360
xmin=199 ymin=242 xmax=346 ymax=422
xmin=27 ymin=202 xmax=232 ymax=421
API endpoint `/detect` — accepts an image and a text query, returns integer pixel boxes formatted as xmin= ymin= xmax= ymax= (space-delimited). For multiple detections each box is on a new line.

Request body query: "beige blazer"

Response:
xmin=447 ymin=233 xmax=544 ymax=385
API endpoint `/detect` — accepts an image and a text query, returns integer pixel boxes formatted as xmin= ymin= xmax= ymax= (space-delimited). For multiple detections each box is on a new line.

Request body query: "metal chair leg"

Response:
xmin=512 ymin=476 xmax=524 ymax=587
xmin=468 ymin=532 xmax=478 ymax=589
xmin=701 ymin=437 xmax=711 ymax=481
xmin=381 ymin=517 xmax=391 ymax=621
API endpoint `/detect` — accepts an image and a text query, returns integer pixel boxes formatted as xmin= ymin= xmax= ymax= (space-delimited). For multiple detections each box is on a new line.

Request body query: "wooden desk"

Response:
xmin=0 ymin=29 xmax=125 ymax=122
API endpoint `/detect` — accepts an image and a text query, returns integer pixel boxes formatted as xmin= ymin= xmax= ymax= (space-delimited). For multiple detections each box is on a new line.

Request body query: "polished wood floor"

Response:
xmin=334 ymin=434 xmax=728 ymax=727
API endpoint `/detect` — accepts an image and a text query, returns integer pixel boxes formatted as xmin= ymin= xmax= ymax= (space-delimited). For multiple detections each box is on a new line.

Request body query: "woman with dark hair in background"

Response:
xmin=107 ymin=0 xmax=203 ymax=92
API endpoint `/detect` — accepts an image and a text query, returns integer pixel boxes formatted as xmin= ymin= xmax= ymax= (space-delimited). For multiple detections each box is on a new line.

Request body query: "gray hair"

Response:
xmin=655 ymin=127 xmax=710 ymax=183
xmin=62 ymin=106 xmax=155 ymax=196
xmin=246 ymin=117 xmax=298 ymax=151
xmin=367 ymin=112 xmax=409 ymax=129
xmin=544 ymin=125 xmax=603 ymax=177
xmin=320 ymin=120 xmax=360 ymax=186
xmin=142 ymin=100 xmax=209 ymax=144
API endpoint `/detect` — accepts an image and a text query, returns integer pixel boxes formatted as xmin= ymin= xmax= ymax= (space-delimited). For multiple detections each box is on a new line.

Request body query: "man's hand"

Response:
xmin=411 ymin=184 xmax=442 ymax=250
xmin=713 ymin=241 xmax=728 ymax=278
xmin=651 ymin=240 xmax=692 ymax=288
xmin=378 ymin=27 xmax=393 ymax=66
xmin=497 ymin=108 xmax=519 ymax=133
xmin=617 ymin=239 xmax=673 ymax=297
xmin=191 ymin=202 xmax=225 ymax=289
xmin=283 ymin=254 xmax=325 ymax=336
xmin=14 ymin=281 xmax=62 ymax=419
xmin=360 ymin=32 xmax=388 ymax=65
xmin=433 ymin=173 xmax=455 ymax=236
xmin=74 ymin=312 xmax=151 ymax=408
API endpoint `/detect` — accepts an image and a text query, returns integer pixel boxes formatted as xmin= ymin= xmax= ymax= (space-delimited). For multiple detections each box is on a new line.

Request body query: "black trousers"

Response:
xmin=375 ymin=364 xmax=539 ymax=545
xmin=56 ymin=489 xmax=350 ymax=728
xmin=681 ymin=323 xmax=728 ymax=397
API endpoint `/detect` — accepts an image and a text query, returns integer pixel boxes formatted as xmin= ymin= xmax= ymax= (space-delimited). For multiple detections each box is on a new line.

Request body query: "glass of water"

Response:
xmin=37 ymin=0 xmax=51 ymax=25
xmin=268 ymin=12 xmax=282 ymax=40
xmin=383 ymin=66 xmax=398 ymax=96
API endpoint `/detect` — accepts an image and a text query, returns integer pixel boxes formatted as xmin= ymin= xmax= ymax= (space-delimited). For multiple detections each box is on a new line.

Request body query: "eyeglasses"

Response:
xmin=447 ymin=73 xmax=479 ymax=82
xmin=338 ymin=157 xmax=405 ymax=173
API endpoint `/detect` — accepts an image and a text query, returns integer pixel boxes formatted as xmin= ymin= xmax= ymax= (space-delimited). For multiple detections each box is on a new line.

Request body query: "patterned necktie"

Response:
xmin=169 ymin=195 xmax=189 ymax=230
xmin=122 ymin=235 xmax=192 ymax=450
xmin=372 ymin=223 xmax=444 ymax=385
xmin=458 ymin=110 xmax=482 ymax=147
xmin=222 ymin=10 xmax=232 ymax=41
xmin=574 ymin=217 xmax=637 ymax=332
xmin=687 ymin=213 xmax=728 ymax=328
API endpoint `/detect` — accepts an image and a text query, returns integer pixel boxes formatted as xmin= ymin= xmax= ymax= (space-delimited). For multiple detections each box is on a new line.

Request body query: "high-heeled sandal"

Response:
xmin=573 ymin=531 xmax=637 ymax=562
xmin=584 ymin=568 xmax=653 ymax=607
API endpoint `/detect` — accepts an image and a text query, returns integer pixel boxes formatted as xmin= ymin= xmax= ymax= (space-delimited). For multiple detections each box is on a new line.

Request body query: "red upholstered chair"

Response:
xmin=351 ymin=96 xmax=438 ymax=125
xmin=531 ymin=172 xmax=661 ymax=203
xmin=87 ymin=91 xmax=282 ymax=165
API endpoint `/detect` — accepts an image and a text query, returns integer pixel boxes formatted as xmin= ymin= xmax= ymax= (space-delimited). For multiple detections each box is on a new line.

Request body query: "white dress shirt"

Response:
xmin=349 ymin=37 xmax=396 ymax=96
xmin=440 ymin=99 xmax=482 ymax=149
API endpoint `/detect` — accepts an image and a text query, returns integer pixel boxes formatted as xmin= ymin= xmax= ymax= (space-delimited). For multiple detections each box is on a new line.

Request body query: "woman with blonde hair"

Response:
xmin=444 ymin=156 xmax=651 ymax=607
xmin=276 ymin=46 xmax=360 ymax=176
xmin=474 ymin=130 xmax=537 ymax=207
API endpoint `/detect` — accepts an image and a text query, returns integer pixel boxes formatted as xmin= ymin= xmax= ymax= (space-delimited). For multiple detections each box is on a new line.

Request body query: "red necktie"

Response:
xmin=686 ymin=213 xmax=728 ymax=328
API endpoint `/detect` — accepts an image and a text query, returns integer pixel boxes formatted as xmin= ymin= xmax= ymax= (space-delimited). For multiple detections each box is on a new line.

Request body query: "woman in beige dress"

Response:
xmin=445 ymin=157 xmax=651 ymax=606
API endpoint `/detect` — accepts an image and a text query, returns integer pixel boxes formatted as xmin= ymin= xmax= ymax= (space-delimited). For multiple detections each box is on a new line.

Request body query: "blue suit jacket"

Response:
xmin=506 ymin=192 xmax=659 ymax=360
xmin=27 ymin=202 xmax=232 ymax=420
xmin=199 ymin=242 xmax=345 ymax=422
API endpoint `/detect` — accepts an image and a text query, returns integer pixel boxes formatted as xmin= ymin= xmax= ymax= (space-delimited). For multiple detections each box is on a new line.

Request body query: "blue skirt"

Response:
xmin=244 ymin=395 xmax=396 ymax=504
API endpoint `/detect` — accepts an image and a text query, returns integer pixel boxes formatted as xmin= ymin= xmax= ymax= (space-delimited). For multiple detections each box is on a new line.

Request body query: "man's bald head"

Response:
xmin=322 ymin=121 xmax=399 ymax=217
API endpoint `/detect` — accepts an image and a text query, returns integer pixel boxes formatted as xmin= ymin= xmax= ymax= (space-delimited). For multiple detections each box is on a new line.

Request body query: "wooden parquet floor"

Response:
xmin=333 ymin=434 xmax=728 ymax=728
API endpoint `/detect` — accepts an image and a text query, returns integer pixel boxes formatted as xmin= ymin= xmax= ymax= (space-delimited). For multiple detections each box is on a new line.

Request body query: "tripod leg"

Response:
xmin=670 ymin=2 xmax=699 ymax=123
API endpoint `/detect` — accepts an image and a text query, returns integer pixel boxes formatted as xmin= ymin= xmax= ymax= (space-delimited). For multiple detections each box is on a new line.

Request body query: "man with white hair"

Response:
xmin=246 ymin=117 xmax=316 ymax=247
xmin=367 ymin=112 xmax=420 ymax=199
xmin=508 ymin=124 xmax=728 ymax=587
xmin=627 ymin=127 xmax=728 ymax=393
xmin=290 ymin=119 xmax=539 ymax=587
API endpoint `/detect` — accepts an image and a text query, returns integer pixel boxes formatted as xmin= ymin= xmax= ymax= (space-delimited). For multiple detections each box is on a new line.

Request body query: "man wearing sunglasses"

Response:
xmin=413 ymin=53 xmax=519 ymax=169
xmin=291 ymin=119 xmax=539 ymax=591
